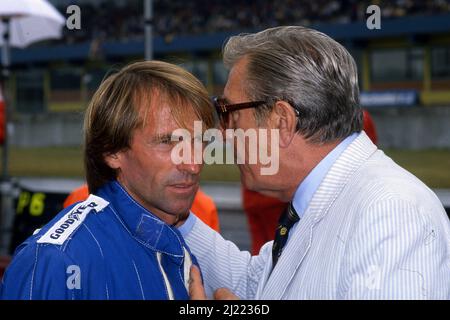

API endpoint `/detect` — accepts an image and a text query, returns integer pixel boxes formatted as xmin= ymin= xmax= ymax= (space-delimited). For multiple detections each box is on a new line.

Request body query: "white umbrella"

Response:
xmin=0 ymin=0 xmax=65 ymax=48
xmin=0 ymin=0 xmax=65 ymax=178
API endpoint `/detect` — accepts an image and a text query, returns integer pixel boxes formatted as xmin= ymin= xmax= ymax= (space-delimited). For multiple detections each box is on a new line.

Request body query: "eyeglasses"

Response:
xmin=213 ymin=96 xmax=266 ymax=128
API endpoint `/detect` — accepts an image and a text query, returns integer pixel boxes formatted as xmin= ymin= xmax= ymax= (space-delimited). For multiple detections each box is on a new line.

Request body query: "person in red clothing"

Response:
xmin=242 ymin=188 xmax=287 ymax=255
xmin=64 ymin=184 xmax=220 ymax=232
xmin=362 ymin=109 xmax=378 ymax=145
xmin=243 ymin=109 xmax=377 ymax=254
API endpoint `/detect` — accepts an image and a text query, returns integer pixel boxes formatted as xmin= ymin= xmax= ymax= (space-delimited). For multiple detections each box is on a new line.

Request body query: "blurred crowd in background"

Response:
xmin=52 ymin=0 xmax=450 ymax=44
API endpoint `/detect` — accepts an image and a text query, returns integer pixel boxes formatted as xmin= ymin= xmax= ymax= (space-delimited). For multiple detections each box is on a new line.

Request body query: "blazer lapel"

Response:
xmin=259 ymin=206 xmax=315 ymax=299
xmin=260 ymin=131 xmax=378 ymax=299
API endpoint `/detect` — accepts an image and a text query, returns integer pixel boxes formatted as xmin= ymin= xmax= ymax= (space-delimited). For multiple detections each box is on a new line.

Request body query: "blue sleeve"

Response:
xmin=1 ymin=242 xmax=80 ymax=300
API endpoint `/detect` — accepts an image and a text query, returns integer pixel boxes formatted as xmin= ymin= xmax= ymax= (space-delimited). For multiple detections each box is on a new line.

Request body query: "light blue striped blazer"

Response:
xmin=184 ymin=132 xmax=450 ymax=299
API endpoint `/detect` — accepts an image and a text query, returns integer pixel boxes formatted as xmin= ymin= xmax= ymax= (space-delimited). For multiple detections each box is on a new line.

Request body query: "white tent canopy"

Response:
xmin=0 ymin=0 xmax=65 ymax=48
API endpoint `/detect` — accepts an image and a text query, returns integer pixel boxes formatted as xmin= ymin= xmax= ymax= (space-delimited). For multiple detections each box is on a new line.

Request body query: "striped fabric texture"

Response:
xmin=185 ymin=132 xmax=450 ymax=299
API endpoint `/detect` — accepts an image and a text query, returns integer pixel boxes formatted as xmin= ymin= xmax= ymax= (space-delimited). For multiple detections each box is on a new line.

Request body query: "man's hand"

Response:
xmin=189 ymin=265 xmax=239 ymax=300
xmin=189 ymin=265 xmax=207 ymax=300
xmin=214 ymin=288 xmax=239 ymax=300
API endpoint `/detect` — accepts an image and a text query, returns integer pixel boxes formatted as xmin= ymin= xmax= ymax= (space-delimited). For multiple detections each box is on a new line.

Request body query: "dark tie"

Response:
xmin=272 ymin=202 xmax=300 ymax=269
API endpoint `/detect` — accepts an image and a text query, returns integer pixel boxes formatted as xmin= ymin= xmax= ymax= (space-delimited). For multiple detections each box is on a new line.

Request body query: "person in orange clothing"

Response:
xmin=62 ymin=184 xmax=90 ymax=209
xmin=189 ymin=188 xmax=220 ymax=232
xmin=64 ymin=184 xmax=220 ymax=232
xmin=243 ymin=109 xmax=378 ymax=255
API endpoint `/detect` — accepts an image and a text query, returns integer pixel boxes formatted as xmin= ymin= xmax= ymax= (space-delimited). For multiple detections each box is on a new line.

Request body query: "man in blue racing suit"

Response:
xmin=0 ymin=60 xmax=216 ymax=299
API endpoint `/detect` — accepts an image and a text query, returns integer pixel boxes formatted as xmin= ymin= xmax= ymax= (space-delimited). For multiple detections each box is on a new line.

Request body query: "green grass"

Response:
xmin=201 ymin=163 xmax=241 ymax=182
xmin=0 ymin=146 xmax=242 ymax=181
xmin=48 ymin=102 xmax=85 ymax=112
xmin=384 ymin=149 xmax=450 ymax=189
xmin=2 ymin=147 xmax=84 ymax=178
xmin=1 ymin=147 xmax=449 ymax=188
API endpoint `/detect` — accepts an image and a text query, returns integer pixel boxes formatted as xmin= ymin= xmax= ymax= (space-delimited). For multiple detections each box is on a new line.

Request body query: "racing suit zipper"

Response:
xmin=182 ymin=247 xmax=193 ymax=291
xmin=156 ymin=252 xmax=174 ymax=300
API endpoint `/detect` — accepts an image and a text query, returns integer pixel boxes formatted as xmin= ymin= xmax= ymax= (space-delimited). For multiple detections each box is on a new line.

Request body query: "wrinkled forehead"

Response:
xmin=224 ymin=56 xmax=251 ymax=102
xmin=135 ymin=88 xmax=203 ymax=133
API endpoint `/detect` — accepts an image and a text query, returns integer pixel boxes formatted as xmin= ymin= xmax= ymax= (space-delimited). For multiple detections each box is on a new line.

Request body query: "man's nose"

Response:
xmin=177 ymin=162 xmax=202 ymax=175
xmin=177 ymin=143 xmax=203 ymax=175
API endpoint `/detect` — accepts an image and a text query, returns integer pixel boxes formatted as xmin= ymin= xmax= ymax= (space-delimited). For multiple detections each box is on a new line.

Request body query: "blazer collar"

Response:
xmin=260 ymin=131 xmax=378 ymax=299
xmin=97 ymin=181 xmax=185 ymax=257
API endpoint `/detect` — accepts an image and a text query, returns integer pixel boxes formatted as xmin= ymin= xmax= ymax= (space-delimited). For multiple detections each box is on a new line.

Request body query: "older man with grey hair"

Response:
xmin=182 ymin=26 xmax=450 ymax=300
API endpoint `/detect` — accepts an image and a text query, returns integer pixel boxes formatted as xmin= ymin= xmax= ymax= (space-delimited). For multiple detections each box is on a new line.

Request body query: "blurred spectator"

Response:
xmin=190 ymin=188 xmax=221 ymax=232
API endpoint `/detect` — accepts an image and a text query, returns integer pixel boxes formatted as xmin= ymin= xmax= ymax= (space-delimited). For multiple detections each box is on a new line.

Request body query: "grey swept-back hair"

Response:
xmin=223 ymin=26 xmax=363 ymax=143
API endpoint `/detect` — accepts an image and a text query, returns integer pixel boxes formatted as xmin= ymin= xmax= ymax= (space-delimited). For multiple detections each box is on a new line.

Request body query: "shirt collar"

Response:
xmin=292 ymin=132 xmax=359 ymax=218
xmin=97 ymin=180 xmax=185 ymax=257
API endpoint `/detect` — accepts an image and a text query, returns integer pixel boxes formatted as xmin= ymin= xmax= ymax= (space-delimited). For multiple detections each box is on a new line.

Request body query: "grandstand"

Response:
xmin=5 ymin=0 xmax=450 ymax=149
xmin=48 ymin=0 xmax=450 ymax=42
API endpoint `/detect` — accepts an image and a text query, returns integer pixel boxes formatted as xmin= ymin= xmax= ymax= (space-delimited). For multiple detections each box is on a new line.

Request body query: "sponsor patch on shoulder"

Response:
xmin=37 ymin=194 xmax=109 ymax=245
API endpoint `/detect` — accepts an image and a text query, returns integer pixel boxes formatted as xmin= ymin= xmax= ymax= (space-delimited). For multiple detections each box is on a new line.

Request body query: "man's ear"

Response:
xmin=104 ymin=152 xmax=122 ymax=170
xmin=270 ymin=101 xmax=298 ymax=148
